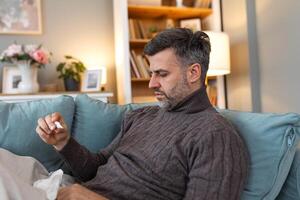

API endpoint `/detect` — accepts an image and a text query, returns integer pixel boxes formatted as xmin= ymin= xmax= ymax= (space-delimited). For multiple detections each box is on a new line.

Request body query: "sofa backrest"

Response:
xmin=0 ymin=94 xmax=299 ymax=200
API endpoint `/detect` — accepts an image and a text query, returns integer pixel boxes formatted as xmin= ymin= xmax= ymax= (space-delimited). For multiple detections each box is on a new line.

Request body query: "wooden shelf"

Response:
xmin=128 ymin=5 xmax=212 ymax=19
xmin=133 ymin=96 xmax=157 ymax=103
xmin=130 ymin=39 xmax=150 ymax=48
xmin=207 ymin=76 xmax=216 ymax=80
xmin=131 ymin=78 xmax=150 ymax=82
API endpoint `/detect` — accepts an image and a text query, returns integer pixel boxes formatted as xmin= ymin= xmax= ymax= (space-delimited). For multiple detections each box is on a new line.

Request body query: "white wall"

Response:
xmin=0 ymin=0 xmax=117 ymax=102
xmin=223 ymin=0 xmax=300 ymax=113
xmin=255 ymin=0 xmax=300 ymax=113
xmin=222 ymin=0 xmax=253 ymax=111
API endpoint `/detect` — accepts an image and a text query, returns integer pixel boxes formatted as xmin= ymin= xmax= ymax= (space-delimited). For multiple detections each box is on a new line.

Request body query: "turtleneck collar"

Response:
xmin=166 ymin=86 xmax=212 ymax=114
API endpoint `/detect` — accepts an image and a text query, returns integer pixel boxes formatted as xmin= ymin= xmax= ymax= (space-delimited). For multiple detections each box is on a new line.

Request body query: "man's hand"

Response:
xmin=57 ymin=184 xmax=109 ymax=200
xmin=36 ymin=112 xmax=70 ymax=151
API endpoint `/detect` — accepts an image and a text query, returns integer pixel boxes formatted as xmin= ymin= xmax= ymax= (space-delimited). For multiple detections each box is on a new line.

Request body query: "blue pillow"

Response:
xmin=72 ymin=94 xmax=132 ymax=153
xmin=276 ymin=143 xmax=300 ymax=200
xmin=218 ymin=109 xmax=300 ymax=200
xmin=0 ymin=96 xmax=75 ymax=172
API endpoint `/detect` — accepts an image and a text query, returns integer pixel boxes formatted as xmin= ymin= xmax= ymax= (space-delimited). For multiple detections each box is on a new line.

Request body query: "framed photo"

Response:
xmin=180 ymin=18 xmax=202 ymax=32
xmin=2 ymin=66 xmax=22 ymax=94
xmin=0 ymin=0 xmax=42 ymax=34
xmin=81 ymin=69 xmax=103 ymax=92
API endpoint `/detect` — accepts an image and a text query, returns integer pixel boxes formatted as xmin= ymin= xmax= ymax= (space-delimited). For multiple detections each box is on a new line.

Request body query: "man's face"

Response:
xmin=148 ymin=48 xmax=192 ymax=109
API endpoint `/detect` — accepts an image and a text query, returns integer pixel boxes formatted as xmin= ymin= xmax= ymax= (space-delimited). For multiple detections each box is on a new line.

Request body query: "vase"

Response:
xmin=17 ymin=61 xmax=39 ymax=93
xmin=64 ymin=77 xmax=80 ymax=91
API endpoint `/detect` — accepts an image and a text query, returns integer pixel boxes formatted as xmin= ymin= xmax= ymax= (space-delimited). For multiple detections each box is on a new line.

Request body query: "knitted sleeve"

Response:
xmin=58 ymin=109 xmax=141 ymax=182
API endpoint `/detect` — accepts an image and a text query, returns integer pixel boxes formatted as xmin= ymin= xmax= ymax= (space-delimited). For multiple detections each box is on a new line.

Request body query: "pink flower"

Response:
xmin=3 ymin=44 xmax=22 ymax=57
xmin=1 ymin=43 xmax=51 ymax=67
xmin=25 ymin=45 xmax=38 ymax=54
xmin=31 ymin=49 xmax=49 ymax=64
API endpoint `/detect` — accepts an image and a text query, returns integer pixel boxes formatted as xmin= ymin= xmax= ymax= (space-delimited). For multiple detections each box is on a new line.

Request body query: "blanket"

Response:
xmin=0 ymin=148 xmax=74 ymax=200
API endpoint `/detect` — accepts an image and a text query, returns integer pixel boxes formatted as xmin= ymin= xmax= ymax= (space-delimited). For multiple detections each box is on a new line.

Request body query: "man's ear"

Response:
xmin=187 ymin=63 xmax=201 ymax=83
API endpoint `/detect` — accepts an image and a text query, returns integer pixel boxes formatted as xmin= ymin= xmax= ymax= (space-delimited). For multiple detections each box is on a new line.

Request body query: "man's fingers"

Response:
xmin=37 ymin=118 xmax=51 ymax=134
xmin=54 ymin=130 xmax=68 ymax=141
xmin=51 ymin=112 xmax=62 ymax=122
xmin=36 ymin=126 xmax=60 ymax=145
xmin=51 ymin=112 xmax=67 ymax=130
xmin=36 ymin=126 xmax=50 ymax=141
xmin=45 ymin=115 xmax=55 ymax=131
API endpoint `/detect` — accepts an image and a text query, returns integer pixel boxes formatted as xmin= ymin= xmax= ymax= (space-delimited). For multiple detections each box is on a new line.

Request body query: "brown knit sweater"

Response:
xmin=59 ymin=87 xmax=249 ymax=200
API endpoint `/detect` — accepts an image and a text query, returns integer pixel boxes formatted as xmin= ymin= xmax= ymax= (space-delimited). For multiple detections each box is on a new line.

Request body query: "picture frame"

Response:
xmin=2 ymin=66 xmax=22 ymax=94
xmin=80 ymin=69 xmax=103 ymax=92
xmin=0 ymin=0 xmax=42 ymax=35
xmin=180 ymin=18 xmax=202 ymax=32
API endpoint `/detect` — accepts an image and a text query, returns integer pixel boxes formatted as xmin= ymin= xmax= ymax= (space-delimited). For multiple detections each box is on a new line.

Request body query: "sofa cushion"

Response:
xmin=219 ymin=109 xmax=300 ymax=200
xmin=276 ymin=143 xmax=300 ymax=200
xmin=0 ymin=96 xmax=75 ymax=173
xmin=72 ymin=94 xmax=132 ymax=153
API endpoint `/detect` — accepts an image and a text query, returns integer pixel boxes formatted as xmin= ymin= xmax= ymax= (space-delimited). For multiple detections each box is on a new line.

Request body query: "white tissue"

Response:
xmin=33 ymin=169 xmax=63 ymax=200
xmin=54 ymin=121 xmax=63 ymax=129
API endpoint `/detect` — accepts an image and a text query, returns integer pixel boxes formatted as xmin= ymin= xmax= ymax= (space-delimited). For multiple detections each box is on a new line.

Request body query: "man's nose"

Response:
xmin=149 ymin=75 xmax=160 ymax=89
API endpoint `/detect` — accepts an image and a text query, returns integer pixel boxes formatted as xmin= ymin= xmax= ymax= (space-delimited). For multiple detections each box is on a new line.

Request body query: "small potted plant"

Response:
xmin=148 ymin=26 xmax=159 ymax=38
xmin=56 ymin=55 xmax=86 ymax=91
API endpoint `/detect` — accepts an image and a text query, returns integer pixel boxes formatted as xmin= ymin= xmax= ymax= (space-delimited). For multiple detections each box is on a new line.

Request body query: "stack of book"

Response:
xmin=194 ymin=0 xmax=212 ymax=8
xmin=130 ymin=50 xmax=150 ymax=79
xmin=162 ymin=0 xmax=212 ymax=8
xmin=129 ymin=19 xmax=149 ymax=39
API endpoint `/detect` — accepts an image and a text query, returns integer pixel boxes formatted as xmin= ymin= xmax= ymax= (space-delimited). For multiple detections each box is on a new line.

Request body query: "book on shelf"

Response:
xmin=194 ymin=0 xmax=212 ymax=8
xmin=129 ymin=19 xmax=136 ymax=39
xmin=137 ymin=20 xmax=147 ymax=39
xmin=130 ymin=51 xmax=142 ymax=78
xmin=130 ymin=67 xmax=137 ymax=78
xmin=161 ymin=0 xmax=211 ymax=8
xmin=130 ymin=50 xmax=150 ymax=79
xmin=207 ymin=83 xmax=217 ymax=106
xmin=180 ymin=18 xmax=202 ymax=32
xmin=161 ymin=0 xmax=176 ymax=6
xmin=136 ymin=55 xmax=150 ymax=78
xmin=129 ymin=18 xmax=167 ymax=40
xmin=129 ymin=19 xmax=148 ymax=39
xmin=133 ymin=19 xmax=143 ymax=39
xmin=182 ymin=0 xmax=196 ymax=7
xmin=128 ymin=0 xmax=161 ymax=6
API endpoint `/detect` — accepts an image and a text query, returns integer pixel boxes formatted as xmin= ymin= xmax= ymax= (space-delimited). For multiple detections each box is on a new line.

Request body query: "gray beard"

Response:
xmin=157 ymin=101 xmax=171 ymax=109
xmin=157 ymin=77 xmax=191 ymax=110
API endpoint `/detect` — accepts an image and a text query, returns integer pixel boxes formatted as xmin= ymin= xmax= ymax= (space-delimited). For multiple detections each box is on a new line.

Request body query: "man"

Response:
xmin=37 ymin=28 xmax=249 ymax=200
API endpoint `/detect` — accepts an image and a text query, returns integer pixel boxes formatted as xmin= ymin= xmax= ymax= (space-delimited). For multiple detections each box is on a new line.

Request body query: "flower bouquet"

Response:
xmin=0 ymin=43 xmax=51 ymax=68
xmin=0 ymin=43 xmax=51 ymax=93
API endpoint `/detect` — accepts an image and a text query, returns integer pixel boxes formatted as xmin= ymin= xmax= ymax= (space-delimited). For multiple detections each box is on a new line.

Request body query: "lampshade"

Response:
xmin=204 ymin=31 xmax=231 ymax=76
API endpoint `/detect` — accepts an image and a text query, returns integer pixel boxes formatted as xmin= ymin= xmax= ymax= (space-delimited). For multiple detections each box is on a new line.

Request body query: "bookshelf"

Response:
xmin=113 ymin=0 xmax=224 ymax=106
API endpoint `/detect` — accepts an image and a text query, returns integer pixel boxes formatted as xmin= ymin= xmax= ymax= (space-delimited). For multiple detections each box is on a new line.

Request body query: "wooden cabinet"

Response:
xmin=113 ymin=0 xmax=225 ymax=107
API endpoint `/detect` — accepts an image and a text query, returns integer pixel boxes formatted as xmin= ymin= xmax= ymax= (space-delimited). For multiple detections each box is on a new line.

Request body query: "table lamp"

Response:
xmin=204 ymin=31 xmax=231 ymax=76
xmin=204 ymin=31 xmax=231 ymax=108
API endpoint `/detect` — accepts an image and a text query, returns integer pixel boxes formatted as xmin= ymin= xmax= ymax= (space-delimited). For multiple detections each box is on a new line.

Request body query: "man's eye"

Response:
xmin=159 ymin=73 xmax=168 ymax=77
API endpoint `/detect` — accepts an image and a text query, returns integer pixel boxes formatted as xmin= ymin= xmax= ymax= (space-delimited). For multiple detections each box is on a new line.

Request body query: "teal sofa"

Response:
xmin=0 ymin=94 xmax=299 ymax=200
